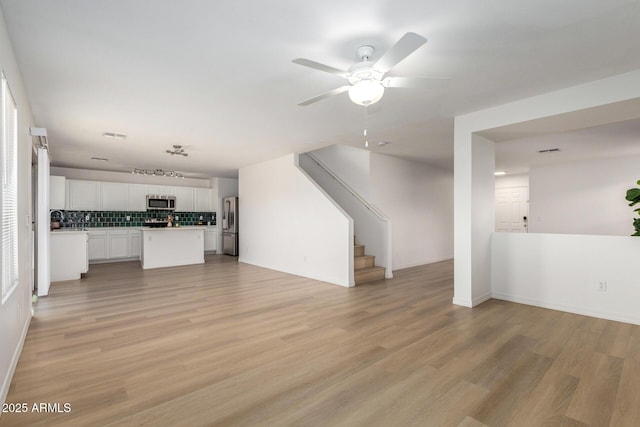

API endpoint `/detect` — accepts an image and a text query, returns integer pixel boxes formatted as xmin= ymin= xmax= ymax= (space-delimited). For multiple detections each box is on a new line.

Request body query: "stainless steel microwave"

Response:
xmin=146 ymin=195 xmax=176 ymax=211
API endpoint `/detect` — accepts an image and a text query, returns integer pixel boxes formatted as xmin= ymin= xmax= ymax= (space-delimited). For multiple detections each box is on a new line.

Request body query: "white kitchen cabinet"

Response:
xmin=130 ymin=229 xmax=141 ymax=259
xmin=109 ymin=229 xmax=130 ymax=258
xmin=49 ymin=175 xmax=66 ymax=210
xmin=68 ymin=180 xmax=101 ymax=210
xmin=50 ymin=231 xmax=89 ymax=281
xmin=146 ymin=184 xmax=164 ymax=196
xmin=161 ymin=186 xmax=176 ymax=196
xmin=101 ymin=182 xmax=128 ymax=211
xmin=175 ymin=186 xmax=194 ymax=211
xmin=88 ymin=229 xmax=108 ymax=260
xmin=89 ymin=228 xmax=142 ymax=261
xmin=204 ymin=228 xmax=217 ymax=252
xmin=195 ymin=188 xmax=213 ymax=212
xmin=127 ymin=184 xmax=148 ymax=211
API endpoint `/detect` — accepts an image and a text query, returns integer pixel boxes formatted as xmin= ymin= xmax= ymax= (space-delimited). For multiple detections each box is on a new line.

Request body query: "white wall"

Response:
xmin=214 ymin=177 xmax=238 ymax=200
xmin=492 ymin=232 xmax=640 ymax=325
xmin=529 ymin=156 xmax=640 ymax=236
xmin=0 ymin=6 xmax=35 ymax=405
xmin=495 ymin=173 xmax=529 ymax=189
xmin=239 ymin=154 xmax=353 ymax=287
xmin=370 ymin=153 xmax=454 ymax=270
xmin=51 ymin=166 xmax=211 ymax=188
xmin=311 ymin=145 xmax=371 ymax=200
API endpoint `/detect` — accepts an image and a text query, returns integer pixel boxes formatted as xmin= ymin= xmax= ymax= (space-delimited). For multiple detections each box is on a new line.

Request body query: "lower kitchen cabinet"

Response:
xmin=204 ymin=228 xmax=217 ymax=252
xmin=88 ymin=228 xmax=142 ymax=261
xmin=109 ymin=229 xmax=130 ymax=258
xmin=88 ymin=230 xmax=108 ymax=260
xmin=130 ymin=229 xmax=141 ymax=259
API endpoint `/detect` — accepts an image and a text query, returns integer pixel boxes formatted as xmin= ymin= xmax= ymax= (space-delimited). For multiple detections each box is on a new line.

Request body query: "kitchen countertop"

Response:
xmin=141 ymin=225 xmax=208 ymax=231
xmin=81 ymin=225 xmax=216 ymax=231
xmin=50 ymin=229 xmax=89 ymax=234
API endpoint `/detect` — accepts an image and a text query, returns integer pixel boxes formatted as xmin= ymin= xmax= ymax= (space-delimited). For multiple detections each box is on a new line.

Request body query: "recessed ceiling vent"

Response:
xmin=103 ymin=132 xmax=126 ymax=139
xmin=538 ymin=148 xmax=560 ymax=153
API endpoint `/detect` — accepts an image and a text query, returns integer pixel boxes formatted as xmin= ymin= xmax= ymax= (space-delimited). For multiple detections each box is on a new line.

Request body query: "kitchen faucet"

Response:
xmin=50 ymin=210 xmax=65 ymax=221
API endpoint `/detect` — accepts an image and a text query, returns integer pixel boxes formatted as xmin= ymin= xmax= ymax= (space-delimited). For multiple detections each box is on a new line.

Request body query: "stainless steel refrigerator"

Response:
xmin=221 ymin=196 xmax=238 ymax=256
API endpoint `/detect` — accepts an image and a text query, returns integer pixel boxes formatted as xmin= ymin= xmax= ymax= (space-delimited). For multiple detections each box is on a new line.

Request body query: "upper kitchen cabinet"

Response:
xmin=127 ymin=184 xmax=147 ymax=211
xmin=68 ymin=180 xmax=100 ymax=210
xmin=195 ymin=188 xmax=214 ymax=212
xmin=146 ymin=184 xmax=163 ymax=196
xmin=161 ymin=186 xmax=176 ymax=196
xmin=175 ymin=187 xmax=194 ymax=212
xmin=101 ymin=182 xmax=128 ymax=211
xmin=145 ymin=185 xmax=176 ymax=197
xmin=49 ymin=175 xmax=66 ymax=210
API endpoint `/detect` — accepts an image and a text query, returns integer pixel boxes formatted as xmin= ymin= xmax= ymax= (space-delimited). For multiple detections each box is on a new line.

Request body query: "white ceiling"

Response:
xmin=2 ymin=0 xmax=640 ymax=178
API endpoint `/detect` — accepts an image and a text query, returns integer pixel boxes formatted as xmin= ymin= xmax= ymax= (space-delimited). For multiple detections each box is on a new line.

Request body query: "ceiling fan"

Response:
xmin=292 ymin=32 xmax=432 ymax=107
xmin=165 ymin=145 xmax=188 ymax=157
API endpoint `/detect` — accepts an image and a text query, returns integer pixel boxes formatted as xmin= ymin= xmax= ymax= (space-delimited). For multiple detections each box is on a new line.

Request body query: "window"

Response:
xmin=1 ymin=73 xmax=18 ymax=304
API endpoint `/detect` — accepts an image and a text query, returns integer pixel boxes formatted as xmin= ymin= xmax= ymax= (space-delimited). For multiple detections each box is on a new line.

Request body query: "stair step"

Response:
xmin=355 ymin=266 xmax=386 ymax=285
xmin=354 ymin=255 xmax=375 ymax=269
xmin=354 ymin=244 xmax=365 ymax=257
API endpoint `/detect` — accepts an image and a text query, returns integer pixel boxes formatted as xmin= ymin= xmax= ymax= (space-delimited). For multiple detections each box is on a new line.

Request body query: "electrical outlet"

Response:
xmin=126 ymin=215 xmax=131 ymax=221
xmin=598 ymin=281 xmax=607 ymax=292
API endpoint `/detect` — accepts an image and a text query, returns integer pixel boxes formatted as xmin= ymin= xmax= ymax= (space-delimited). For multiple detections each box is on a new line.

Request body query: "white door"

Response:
xmin=495 ymin=187 xmax=529 ymax=232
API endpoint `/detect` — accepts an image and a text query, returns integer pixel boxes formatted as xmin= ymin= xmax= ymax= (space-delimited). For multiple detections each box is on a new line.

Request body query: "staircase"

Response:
xmin=354 ymin=242 xmax=386 ymax=285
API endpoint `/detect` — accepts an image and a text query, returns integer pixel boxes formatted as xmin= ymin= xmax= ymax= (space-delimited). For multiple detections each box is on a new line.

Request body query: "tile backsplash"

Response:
xmin=52 ymin=210 xmax=216 ymax=228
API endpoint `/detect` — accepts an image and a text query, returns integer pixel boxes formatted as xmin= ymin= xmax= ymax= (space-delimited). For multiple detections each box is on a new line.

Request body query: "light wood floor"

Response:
xmin=2 ymin=255 xmax=639 ymax=426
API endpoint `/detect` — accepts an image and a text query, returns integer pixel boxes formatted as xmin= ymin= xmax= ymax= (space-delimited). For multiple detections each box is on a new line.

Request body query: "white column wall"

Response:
xmin=454 ymin=131 xmax=495 ymax=307
xmin=36 ymin=148 xmax=50 ymax=296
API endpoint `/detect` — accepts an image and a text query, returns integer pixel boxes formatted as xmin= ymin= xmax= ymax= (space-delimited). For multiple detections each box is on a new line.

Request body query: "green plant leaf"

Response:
xmin=627 ymin=188 xmax=640 ymax=206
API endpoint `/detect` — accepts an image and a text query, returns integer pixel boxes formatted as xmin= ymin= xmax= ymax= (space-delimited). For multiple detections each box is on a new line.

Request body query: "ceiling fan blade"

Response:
xmin=297 ymin=86 xmax=350 ymax=106
xmin=383 ymin=76 xmax=449 ymax=88
xmin=373 ymin=32 xmax=427 ymax=73
xmin=292 ymin=58 xmax=349 ymax=78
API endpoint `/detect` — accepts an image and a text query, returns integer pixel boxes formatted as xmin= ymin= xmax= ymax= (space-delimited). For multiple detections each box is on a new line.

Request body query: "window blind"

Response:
xmin=1 ymin=74 xmax=18 ymax=304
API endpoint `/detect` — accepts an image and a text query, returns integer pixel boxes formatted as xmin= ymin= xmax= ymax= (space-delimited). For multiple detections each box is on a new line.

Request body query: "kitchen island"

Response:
xmin=141 ymin=226 xmax=206 ymax=269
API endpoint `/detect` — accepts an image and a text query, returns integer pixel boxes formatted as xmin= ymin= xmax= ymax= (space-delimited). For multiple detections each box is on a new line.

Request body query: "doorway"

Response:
xmin=495 ymin=186 xmax=529 ymax=232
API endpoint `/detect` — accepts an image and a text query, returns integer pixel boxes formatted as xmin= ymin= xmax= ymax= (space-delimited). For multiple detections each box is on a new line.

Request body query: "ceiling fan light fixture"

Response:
xmin=348 ymin=79 xmax=384 ymax=106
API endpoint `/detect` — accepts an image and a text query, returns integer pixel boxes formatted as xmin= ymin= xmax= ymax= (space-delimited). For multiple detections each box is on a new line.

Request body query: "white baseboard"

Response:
xmin=393 ymin=256 xmax=453 ymax=271
xmin=452 ymin=297 xmax=473 ymax=307
xmin=472 ymin=293 xmax=492 ymax=307
xmin=1 ymin=312 xmax=31 ymax=406
xmin=492 ymin=292 xmax=640 ymax=326
xmin=238 ymin=257 xmax=350 ymax=288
